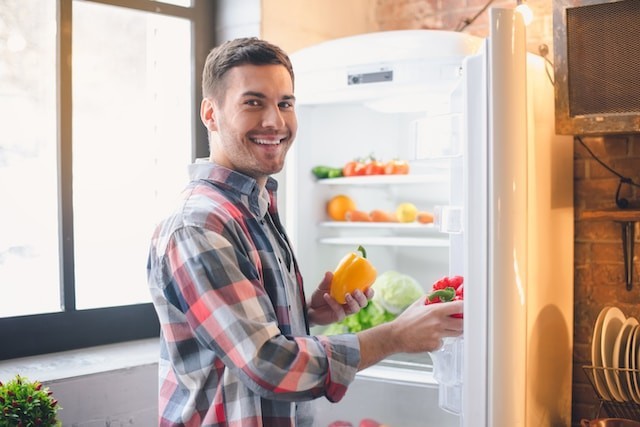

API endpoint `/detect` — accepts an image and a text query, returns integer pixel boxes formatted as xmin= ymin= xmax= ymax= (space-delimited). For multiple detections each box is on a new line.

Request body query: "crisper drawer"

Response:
xmin=313 ymin=367 xmax=460 ymax=427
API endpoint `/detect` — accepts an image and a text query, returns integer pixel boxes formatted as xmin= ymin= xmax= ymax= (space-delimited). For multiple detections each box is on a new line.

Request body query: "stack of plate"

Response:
xmin=592 ymin=306 xmax=640 ymax=402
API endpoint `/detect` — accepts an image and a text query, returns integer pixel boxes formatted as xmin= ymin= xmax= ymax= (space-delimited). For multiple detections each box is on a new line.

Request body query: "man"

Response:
xmin=147 ymin=37 xmax=463 ymax=427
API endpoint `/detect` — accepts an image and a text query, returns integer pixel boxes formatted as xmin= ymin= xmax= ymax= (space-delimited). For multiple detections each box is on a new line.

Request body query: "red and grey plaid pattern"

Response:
xmin=147 ymin=163 xmax=359 ymax=426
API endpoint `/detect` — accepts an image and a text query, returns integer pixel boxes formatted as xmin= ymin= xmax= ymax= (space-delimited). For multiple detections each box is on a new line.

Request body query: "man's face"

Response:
xmin=201 ymin=64 xmax=297 ymax=185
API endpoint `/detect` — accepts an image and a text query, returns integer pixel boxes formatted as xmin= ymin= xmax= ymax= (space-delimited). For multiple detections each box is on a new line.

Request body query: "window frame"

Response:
xmin=0 ymin=0 xmax=214 ymax=360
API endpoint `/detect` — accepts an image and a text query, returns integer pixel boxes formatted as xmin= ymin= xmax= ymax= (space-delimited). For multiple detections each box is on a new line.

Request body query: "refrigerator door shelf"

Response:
xmin=433 ymin=205 xmax=463 ymax=234
xmin=430 ymin=337 xmax=464 ymax=415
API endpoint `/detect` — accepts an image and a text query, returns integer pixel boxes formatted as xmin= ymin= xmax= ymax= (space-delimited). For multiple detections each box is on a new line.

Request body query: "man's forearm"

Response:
xmin=356 ymin=322 xmax=399 ymax=370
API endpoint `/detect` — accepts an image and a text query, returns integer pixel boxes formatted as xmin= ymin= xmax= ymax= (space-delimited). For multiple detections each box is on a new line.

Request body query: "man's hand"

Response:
xmin=307 ymin=271 xmax=374 ymax=326
xmin=356 ymin=299 xmax=464 ymax=370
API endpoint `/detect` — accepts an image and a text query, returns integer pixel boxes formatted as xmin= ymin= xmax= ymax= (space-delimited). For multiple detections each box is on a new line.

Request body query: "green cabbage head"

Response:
xmin=372 ymin=270 xmax=424 ymax=314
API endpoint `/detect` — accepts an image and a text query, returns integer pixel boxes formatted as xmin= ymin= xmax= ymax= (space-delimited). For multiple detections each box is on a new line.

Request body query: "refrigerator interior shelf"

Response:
xmin=318 ymin=236 xmax=449 ymax=248
xmin=316 ymin=173 xmax=447 ymax=186
xmin=582 ymin=365 xmax=640 ymax=421
xmin=319 ymin=221 xmax=437 ymax=231
xmin=357 ymin=362 xmax=437 ymax=387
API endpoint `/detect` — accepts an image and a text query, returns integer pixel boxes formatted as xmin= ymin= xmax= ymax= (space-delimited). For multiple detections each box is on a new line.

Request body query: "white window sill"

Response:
xmin=0 ymin=337 xmax=438 ymax=391
xmin=0 ymin=338 xmax=159 ymax=383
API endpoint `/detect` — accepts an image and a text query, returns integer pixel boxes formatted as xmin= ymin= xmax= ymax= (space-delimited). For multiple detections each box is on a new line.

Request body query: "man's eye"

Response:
xmin=279 ymin=101 xmax=294 ymax=109
xmin=245 ymin=100 xmax=261 ymax=107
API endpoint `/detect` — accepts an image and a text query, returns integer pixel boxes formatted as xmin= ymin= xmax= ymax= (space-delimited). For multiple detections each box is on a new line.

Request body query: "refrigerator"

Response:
xmin=282 ymin=7 xmax=574 ymax=427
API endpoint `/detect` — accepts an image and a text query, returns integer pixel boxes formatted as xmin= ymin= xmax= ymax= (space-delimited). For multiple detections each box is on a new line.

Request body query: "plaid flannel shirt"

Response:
xmin=147 ymin=162 xmax=359 ymax=426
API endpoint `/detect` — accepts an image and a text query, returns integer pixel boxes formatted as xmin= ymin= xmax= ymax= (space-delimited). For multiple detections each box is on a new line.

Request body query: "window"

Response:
xmin=0 ymin=0 xmax=214 ymax=359
xmin=1 ymin=0 xmax=59 ymax=319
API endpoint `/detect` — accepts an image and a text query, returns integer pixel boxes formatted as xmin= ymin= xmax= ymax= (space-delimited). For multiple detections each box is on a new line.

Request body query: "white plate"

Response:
xmin=602 ymin=307 xmax=627 ymax=402
xmin=613 ymin=316 xmax=638 ymax=401
xmin=635 ymin=325 xmax=640 ymax=403
xmin=629 ymin=324 xmax=640 ymax=403
xmin=592 ymin=306 xmax=613 ymax=400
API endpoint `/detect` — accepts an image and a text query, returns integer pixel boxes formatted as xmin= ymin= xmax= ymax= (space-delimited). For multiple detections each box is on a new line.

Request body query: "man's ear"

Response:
xmin=200 ymin=97 xmax=218 ymax=132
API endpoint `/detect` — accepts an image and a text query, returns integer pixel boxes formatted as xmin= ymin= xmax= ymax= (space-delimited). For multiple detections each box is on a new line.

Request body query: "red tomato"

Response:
xmin=383 ymin=160 xmax=410 ymax=175
xmin=343 ymin=161 xmax=365 ymax=177
xmin=364 ymin=160 xmax=384 ymax=175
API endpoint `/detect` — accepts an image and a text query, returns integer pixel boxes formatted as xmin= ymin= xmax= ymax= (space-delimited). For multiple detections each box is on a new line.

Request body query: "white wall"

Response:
xmin=48 ymin=364 xmax=157 ymax=426
xmin=214 ymin=0 xmax=261 ymax=42
xmin=0 ymin=339 xmax=159 ymax=427
xmin=261 ymin=0 xmax=378 ymax=54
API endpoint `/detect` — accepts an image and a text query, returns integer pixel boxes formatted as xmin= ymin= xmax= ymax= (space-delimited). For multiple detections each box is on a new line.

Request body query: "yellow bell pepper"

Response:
xmin=330 ymin=245 xmax=377 ymax=304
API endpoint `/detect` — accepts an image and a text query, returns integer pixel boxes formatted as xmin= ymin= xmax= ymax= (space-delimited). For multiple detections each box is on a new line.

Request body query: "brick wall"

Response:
xmin=573 ymin=135 xmax=640 ymax=422
xmin=376 ymin=0 xmax=640 ymax=425
xmin=375 ymin=0 xmax=553 ymax=54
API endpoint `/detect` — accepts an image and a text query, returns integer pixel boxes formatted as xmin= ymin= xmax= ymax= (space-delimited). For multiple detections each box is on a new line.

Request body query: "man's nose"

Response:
xmin=262 ymin=105 xmax=285 ymax=128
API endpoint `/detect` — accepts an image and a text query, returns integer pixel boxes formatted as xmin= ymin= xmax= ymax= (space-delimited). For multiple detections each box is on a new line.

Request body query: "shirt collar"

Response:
xmin=188 ymin=160 xmax=277 ymax=218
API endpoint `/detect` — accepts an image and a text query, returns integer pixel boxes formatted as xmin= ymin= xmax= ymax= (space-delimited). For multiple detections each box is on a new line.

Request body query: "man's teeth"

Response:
xmin=253 ymin=138 xmax=282 ymax=145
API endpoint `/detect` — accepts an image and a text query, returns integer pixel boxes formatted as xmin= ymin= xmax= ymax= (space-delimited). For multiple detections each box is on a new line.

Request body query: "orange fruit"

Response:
xmin=417 ymin=211 xmax=434 ymax=224
xmin=345 ymin=210 xmax=371 ymax=222
xmin=369 ymin=209 xmax=397 ymax=222
xmin=327 ymin=195 xmax=356 ymax=221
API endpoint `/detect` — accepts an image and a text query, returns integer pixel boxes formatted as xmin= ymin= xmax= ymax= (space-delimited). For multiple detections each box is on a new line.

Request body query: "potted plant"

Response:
xmin=0 ymin=375 xmax=61 ymax=426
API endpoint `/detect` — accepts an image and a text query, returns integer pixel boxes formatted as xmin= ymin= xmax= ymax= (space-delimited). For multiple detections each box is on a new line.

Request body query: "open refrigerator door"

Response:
xmin=459 ymin=8 xmax=574 ymax=427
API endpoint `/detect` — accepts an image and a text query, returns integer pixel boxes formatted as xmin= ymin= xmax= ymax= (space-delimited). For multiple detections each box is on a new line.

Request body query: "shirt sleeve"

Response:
xmin=156 ymin=224 xmax=360 ymax=402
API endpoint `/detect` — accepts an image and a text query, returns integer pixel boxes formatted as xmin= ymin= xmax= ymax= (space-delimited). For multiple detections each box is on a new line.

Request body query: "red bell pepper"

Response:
xmin=425 ymin=275 xmax=464 ymax=318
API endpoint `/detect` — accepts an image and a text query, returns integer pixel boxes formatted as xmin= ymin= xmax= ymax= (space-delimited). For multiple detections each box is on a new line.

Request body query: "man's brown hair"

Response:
xmin=201 ymin=37 xmax=294 ymax=100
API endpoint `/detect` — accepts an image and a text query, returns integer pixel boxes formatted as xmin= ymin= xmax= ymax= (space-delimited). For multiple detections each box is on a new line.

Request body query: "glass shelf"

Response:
xmin=318 ymin=236 xmax=449 ymax=248
xmin=315 ymin=173 xmax=447 ymax=186
xmin=319 ymin=221 xmax=437 ymax=231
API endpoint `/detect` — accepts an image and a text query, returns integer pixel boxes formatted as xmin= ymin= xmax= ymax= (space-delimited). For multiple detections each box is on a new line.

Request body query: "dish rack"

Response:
xmin=583 ymin=365 xmax=640 ymax=420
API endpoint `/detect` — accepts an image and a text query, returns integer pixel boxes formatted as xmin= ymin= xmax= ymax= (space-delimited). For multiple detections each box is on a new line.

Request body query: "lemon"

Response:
xmin=396 ymin=202 xmax=418 ymax=223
